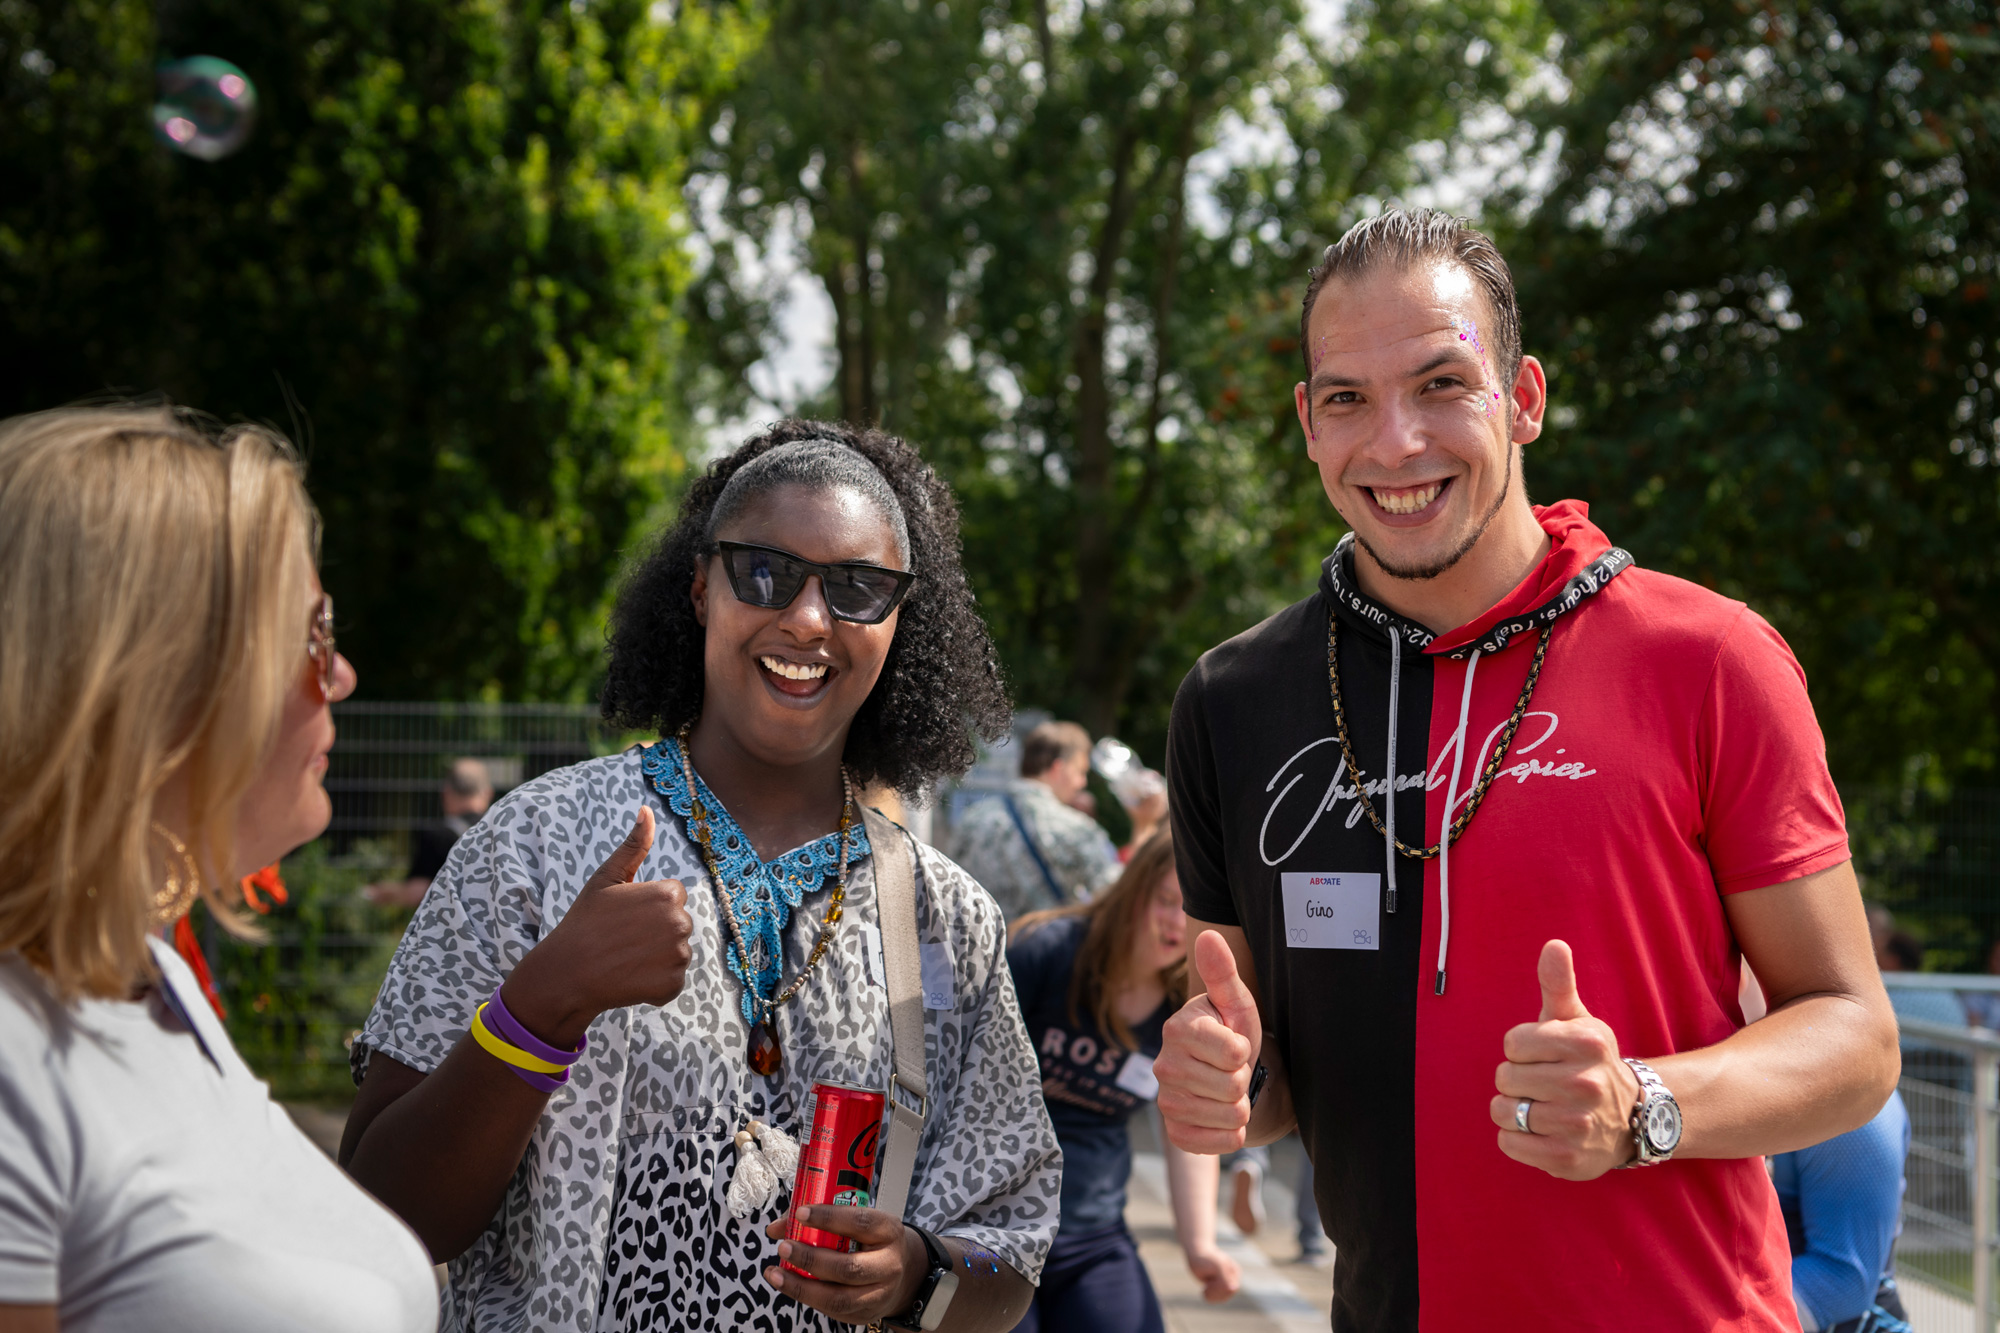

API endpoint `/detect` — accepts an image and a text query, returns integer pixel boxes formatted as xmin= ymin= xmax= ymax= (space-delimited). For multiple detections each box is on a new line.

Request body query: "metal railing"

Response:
xmin=1888 ymin=976 xmax=2000 ymax=992
xmin=1897 ymin=1016 xmax=2000 ymax=1327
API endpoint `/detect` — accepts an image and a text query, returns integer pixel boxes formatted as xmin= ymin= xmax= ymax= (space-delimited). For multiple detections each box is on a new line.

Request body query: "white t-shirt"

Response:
xmin=0 ymin=937 xmax=438 ymax=1332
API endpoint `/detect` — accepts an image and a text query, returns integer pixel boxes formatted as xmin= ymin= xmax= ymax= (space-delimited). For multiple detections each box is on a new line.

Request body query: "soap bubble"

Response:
xmin=152 ymin=57 xmax=258 ymax=161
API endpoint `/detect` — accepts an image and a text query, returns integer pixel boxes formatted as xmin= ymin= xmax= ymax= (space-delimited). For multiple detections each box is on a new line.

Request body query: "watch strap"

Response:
xmin=1625 ymin=1057 xmax=1668 ymax=1099
xmin=910 ymin=1224 xmax=950 ymax=1273
xmin=880 ymin=1226 xmax=952 ymax=1332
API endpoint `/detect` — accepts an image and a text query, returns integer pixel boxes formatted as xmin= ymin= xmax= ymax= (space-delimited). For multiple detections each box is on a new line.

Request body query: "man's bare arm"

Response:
xmin=1669 ymin=859 xmax=1899 ymax=1156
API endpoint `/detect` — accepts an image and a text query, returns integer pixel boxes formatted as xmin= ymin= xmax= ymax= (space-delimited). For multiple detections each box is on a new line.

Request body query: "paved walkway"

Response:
xmin=1124 ymin=1149 xmax=1332 ymax=1333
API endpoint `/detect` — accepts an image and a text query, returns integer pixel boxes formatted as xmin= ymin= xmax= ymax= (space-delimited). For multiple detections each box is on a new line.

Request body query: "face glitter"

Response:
xmin=1454 ymin=318 xmax=1502 ymax=418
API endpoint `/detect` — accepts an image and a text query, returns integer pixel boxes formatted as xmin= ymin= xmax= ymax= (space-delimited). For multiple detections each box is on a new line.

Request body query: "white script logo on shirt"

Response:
xmin=1258 ymin=711 xmax=1598 ymax=866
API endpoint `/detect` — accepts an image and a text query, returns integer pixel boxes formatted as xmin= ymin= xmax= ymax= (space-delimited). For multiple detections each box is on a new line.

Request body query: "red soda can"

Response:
xmin=785 ymin=1080 xmax=885 ymax=1276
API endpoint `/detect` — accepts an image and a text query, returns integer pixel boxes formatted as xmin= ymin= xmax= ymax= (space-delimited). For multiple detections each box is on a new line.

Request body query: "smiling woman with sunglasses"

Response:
xmin=0 ymin=405 xmax=436 ymax=1333
xmin=339 ymin=420 xmax=1060 ymax=1333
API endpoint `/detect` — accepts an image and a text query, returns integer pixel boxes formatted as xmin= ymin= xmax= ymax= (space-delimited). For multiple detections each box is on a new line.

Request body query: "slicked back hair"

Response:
xmin=1299 ymin=209 xmax=1523 ymax=392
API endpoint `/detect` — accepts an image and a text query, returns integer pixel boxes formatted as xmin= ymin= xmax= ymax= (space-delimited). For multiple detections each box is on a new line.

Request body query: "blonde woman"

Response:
xmin=0 ymin=406 xmax=439 ymax=1333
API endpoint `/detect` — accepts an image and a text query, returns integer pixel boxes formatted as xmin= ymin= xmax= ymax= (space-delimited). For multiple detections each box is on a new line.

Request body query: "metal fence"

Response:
xmin=323 ymin=701 xmax=630 ymax=856
xmin=1897 ymin=1017 xmax=2000 ymax=1328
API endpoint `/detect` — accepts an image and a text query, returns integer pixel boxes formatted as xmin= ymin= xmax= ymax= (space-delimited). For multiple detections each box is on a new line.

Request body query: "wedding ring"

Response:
xmin=1514 ymin=1099 xmax=1534 ymax=1133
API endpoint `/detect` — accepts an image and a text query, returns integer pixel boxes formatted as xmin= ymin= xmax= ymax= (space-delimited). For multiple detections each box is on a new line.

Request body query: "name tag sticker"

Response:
xmin=1280 ymin=872 xmax=1381 ymax=950
xmin=1114 ymin=1052 xmax=1159 ymax=1100
xmin=859 ymin=923 xmax=886 ymax=989
xmin=919 ymin=938 xmax=955 ymax=1010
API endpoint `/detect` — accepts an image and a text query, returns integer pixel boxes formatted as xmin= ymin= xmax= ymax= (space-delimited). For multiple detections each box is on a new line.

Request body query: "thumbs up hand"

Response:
xmin=500 ymin=806 xmax=696 ymax=1050
xmin=1156 ymin=931 xmax=1265 ymax=1154
xmin=1490 ymin=940 xmax=1644 ymax=1179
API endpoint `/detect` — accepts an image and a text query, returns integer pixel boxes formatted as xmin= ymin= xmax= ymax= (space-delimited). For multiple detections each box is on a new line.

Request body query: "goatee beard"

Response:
xmin=1355 ymin=448 xmax=1514 ymax=582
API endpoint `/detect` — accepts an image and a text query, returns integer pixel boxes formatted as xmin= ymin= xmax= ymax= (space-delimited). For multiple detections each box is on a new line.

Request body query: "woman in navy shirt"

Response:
xmin=1007 ymin=829 xmax=1240 ymax=1332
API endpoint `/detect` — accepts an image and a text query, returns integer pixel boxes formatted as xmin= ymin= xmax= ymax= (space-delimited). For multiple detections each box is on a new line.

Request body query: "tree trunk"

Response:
xmin=1070 ymin=123 xmax=1141 ymax=735
xmin=1073 ymin=91 xmax=1200 ymax=736
xmin=823 ymin=142 xmax=879 ymax=425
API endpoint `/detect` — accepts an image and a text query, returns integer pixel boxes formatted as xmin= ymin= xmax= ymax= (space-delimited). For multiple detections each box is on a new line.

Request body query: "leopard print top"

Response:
xmin=354 ymin=749 xmax=1063 ymax=1332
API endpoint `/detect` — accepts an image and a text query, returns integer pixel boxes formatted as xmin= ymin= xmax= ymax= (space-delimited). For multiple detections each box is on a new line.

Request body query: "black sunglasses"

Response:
xmin=713 ymin=541 xmax=917 ymax=625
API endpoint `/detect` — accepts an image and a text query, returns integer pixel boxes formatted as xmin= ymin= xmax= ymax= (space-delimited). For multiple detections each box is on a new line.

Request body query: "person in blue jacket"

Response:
xmin=1771 ymin=1089 xmax=1912 ymax=1333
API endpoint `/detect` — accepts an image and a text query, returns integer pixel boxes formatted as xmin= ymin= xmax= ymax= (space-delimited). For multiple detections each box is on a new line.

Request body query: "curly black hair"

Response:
xmin=600 ymin=419 xmax=1013 ymax=797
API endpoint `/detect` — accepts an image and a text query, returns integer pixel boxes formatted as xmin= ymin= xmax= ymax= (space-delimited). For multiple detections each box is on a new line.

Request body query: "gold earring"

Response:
xmin=150 ymin=822 xmax=203 ymax=922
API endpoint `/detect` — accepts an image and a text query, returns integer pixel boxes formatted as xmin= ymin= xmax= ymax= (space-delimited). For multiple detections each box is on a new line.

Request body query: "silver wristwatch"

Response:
xmin=1619 ymin=1058 xmax=1682 ymax=1167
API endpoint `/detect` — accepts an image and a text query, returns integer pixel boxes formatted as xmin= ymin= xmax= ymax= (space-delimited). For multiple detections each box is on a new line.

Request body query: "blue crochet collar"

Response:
xmin=638 ymin=738 xmax=869 ymax=1027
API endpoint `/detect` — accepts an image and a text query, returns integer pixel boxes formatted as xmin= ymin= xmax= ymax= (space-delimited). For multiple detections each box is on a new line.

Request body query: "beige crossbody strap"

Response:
xmin=860 ymin=805 xmax=927 ymax=1223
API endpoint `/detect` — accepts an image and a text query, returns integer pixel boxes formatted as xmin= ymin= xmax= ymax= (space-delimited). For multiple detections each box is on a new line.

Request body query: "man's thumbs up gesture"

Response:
xmin=1491 ymin=940 xmax=1644 ymax=1179
xmin=501 ymin=806 xmax=697 ymax=1050
xmin=1156 ymin=931 xmax=1265 ymax=1154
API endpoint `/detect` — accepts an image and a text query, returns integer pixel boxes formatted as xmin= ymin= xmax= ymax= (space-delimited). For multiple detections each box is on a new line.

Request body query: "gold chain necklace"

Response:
xmin=676 ymin=726 xmax=853 ymax=1076
xmin=1327 ymin=613 xmax=1551 ymax=860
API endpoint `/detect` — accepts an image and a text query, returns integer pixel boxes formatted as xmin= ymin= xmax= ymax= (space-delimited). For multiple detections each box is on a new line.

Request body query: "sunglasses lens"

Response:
xmin=823 ymin=566 xmax=903 ymax=622
xmin=719 ymin=544 xmax=907 ymax=622
xmin=725 ymin=547 xmax=804 ymax=608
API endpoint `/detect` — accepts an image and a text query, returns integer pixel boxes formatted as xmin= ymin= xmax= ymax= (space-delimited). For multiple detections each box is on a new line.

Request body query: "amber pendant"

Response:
xmin=748 ymin=1020 xmax=782 ymax=1076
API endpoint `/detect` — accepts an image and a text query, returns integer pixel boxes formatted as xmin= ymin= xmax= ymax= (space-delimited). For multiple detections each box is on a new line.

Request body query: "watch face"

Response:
xmin=1644 ymin=1097 xmax=1682 ymax=1153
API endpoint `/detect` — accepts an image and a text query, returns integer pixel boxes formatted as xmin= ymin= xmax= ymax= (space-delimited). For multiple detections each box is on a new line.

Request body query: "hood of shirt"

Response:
xmin=1320 ymin=499 xmax=1634 ymax=661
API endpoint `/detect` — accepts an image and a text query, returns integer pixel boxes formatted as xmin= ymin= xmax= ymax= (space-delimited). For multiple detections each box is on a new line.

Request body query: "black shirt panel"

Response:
xmin=1167 ymin=589 xmax=1432 ymax=1333
xmin=1006 ymin=916 xmax=1168 ymax=1236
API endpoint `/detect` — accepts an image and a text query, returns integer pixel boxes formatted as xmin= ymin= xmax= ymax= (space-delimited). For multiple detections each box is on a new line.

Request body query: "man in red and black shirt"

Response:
xmin=1156 ymin=209 xmax=1899 ymax=1332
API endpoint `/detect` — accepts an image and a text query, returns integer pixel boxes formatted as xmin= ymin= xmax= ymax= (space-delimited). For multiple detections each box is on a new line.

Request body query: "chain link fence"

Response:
xmin=211 ymin=702 xmax=626 ymax=1101
xmin=322 ymin=701 xmax=626 ymax=850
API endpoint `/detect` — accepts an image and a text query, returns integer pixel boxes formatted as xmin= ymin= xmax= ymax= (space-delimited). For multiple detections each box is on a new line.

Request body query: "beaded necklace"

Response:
xmin=675 ymin=725 xmax=853 ymax=1075
xmin=1326 ymin=613 xmax=1551 ymax=859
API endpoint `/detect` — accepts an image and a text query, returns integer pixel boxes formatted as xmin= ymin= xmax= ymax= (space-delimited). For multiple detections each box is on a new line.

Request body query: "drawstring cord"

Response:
xmin=1436 ymin=648 xmax=1481 ymax=996
xmin=1384 ymin=628 xmax=1400 ymax=914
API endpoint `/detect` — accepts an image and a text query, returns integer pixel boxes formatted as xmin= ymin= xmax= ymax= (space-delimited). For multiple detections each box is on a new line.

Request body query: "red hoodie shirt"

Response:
xmin=1412 ymin=501 xmax=1844 ymax=1329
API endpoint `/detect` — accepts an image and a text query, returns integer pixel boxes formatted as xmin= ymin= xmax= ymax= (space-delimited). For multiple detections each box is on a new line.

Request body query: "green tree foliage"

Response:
xmin=695 ymin=0 xmax=1541 ymax=753
xmin=1505 ymin=0 xmax=2000 ymax=786
xmin=1 ymin=0 xmax=753 ymax=698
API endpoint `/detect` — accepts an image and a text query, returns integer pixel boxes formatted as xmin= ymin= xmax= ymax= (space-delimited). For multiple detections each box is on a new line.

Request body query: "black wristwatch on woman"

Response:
xmin=881 ymin=1225 xmax=959 ymax=1332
